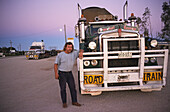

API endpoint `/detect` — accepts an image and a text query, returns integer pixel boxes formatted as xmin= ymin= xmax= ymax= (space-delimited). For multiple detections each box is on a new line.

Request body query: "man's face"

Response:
xmin=65 ymin=44 xmax=73 ymax=53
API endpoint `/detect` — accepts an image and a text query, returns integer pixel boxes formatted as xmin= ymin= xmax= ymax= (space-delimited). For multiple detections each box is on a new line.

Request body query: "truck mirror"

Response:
xmin=75 ymin=25 xmax=79 ymax=37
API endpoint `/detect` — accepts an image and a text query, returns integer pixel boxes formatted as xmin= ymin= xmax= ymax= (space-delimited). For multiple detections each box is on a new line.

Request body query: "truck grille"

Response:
xmin=29 ymin=51 xmax=35 ymax=55
xmin=108 ymin=40 xmax=139 ymax=51
xmin=108 ymin=59 xmax=138 ymax=67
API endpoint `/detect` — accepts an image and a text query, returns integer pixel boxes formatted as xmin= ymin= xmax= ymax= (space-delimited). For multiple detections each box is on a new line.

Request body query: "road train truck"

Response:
xmin=75 ymin=2 xmax=169 ymax=96
xmin=26 ymin=40 xmax=48 ymax=59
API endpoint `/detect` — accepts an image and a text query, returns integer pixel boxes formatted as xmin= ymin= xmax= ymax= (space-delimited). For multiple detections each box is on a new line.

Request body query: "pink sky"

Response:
xmin=0 ymin=0 xmax=168 ymax=50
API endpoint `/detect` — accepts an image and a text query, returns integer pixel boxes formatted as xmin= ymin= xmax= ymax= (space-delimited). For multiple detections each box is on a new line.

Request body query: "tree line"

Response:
xmin=137 ymin=1 xmax=170 ymax=41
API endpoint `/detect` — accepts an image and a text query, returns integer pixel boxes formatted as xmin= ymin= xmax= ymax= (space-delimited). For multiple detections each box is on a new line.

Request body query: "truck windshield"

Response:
xmin=90 ymin=24 xmax=115 ymax=35
xmin=30 ymin=46 xmax=41 ymax=49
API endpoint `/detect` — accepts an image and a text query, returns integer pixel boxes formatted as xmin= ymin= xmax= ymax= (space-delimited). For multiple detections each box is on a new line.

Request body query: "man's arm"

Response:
xmin=54 ymin=64 xmax=59 ymax=79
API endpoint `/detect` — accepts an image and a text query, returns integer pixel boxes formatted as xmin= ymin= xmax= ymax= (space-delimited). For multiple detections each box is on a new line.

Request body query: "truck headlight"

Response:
xmin=84 ymin=61 xmax=90 ymax=66
xmin=88 ymin=42 xmax=96 ymax=50
xmin=91 ymin=60 xmax=98 ymax=66
xmin=150 ymin=40 xmax=158 ymax=47
xmin=150 ymin=57 xmax=156 ymax=63
xmin=144 ymin=58 xmax=149 ymax=63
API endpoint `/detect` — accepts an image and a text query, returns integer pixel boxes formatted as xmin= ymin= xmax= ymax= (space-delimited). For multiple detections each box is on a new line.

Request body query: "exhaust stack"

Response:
xmin=123 ymin=1 xmax=128 ymax=21
xmin=78 ymin=3 xmax=82 ymax=18
xmin=77 ymin=3 xmax=86 ymax=42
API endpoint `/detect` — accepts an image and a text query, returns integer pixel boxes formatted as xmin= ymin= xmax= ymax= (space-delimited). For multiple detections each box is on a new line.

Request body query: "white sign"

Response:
xmin=67 ymin=38 xmax=74 ymax=45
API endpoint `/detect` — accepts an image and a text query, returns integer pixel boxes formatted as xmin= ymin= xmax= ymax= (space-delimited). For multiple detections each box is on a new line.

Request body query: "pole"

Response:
xmin=10 ymin=40 xmax=12 ymax=50
xmin=19 ymin=44 xmax=21 ymax=51
xmin=64 ymin=24 xmax=67 ymax=43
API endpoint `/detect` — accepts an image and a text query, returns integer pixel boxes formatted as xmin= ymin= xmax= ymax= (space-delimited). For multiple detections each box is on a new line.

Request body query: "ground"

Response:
xmin=0 ymin=55 xmax=170 ymax=112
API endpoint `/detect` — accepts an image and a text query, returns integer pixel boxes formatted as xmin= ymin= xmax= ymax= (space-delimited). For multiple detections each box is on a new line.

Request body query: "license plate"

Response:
xmin=143 ymin=71 xmax=163 ymax=81
xmin=118 ymin=52 xmax=132 ymax=58
xmin=84 ymin=75 xmax=103 ymax=84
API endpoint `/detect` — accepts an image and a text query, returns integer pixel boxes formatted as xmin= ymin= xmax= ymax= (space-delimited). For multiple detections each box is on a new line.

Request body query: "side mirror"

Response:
xmin=75 ymin=25 xmax=79 ymax=37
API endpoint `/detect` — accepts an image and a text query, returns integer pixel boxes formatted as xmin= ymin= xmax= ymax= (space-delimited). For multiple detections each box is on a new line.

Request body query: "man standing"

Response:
xmin=54 ymin=42 xmax=83 ymax=108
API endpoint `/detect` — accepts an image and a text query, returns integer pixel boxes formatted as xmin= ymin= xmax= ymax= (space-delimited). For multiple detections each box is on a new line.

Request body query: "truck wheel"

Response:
xmin=38 ymin=54 xmax=41 ymax=59
xmin=38 ymin=55 xmax=41 ymax=59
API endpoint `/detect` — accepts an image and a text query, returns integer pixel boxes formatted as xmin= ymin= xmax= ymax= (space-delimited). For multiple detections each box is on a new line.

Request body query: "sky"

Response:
xmin=0 ymin=0 xmax=169 ymax=51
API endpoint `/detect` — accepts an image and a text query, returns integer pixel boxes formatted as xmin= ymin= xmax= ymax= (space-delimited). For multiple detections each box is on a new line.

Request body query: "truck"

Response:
xmin=75 ymin=2 xmax=169 ymax=96
xmin=26 ymin=40 xmax=49 ymax=59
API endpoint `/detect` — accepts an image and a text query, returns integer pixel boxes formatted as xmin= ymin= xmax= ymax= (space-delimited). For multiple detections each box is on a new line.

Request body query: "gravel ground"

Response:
xmin=0 ymin=55 xmax=170 ymax=112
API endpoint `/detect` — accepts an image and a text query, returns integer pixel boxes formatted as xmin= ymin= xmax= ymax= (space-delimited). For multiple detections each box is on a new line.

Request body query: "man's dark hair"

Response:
xmin=63 ymin=42 xmax=74 ymax=52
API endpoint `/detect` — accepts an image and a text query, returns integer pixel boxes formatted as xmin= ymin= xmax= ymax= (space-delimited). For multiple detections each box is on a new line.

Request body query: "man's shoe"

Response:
xmin=63 ymin=103 xmax=67 ymax=108
xmin=72 ymin=102 xmax=81 ymax=106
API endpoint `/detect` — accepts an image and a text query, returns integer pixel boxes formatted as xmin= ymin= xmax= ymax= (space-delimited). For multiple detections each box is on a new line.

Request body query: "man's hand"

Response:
xmin=55 ymin=73 xmax=59 ymax=79
xmin=79 ymin=49 xmax=84 ymax=59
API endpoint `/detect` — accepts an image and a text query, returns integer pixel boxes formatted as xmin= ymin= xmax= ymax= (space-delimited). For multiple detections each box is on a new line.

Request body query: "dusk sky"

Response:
xmin=0 ymin=0 xmax=168 ymax=51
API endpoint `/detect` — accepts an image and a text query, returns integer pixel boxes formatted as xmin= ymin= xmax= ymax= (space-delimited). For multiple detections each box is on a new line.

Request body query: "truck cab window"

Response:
xmin=30 ymin=46 xmax=41 ymax=49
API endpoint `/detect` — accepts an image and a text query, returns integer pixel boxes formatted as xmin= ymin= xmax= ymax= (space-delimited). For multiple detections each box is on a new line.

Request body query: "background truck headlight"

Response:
xmin=88 ymin=42 xmax=96 ymax=50
xmin=91 ymin=60 xmax=98 ymax=66
xmin=84 ymin=61 xmax=90 ymax=66
xmin=150 ymin=40 xmax=158 ymax=47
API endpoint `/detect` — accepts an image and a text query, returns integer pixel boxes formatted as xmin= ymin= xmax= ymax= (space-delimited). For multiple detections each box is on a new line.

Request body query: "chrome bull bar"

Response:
xmin=79 ymin=38 xmax=169 ymax=91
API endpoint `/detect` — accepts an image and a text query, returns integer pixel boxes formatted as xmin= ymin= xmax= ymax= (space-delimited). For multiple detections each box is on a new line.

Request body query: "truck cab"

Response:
xmin=26 ymin=40 xmax=45 ymax=59
xmin=76 ymin=4 xmax=169 ymax=96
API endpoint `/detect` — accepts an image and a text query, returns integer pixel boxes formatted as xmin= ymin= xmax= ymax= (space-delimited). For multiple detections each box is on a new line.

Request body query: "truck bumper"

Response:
xmin=80 ymin=82 xmax=163 ymax=92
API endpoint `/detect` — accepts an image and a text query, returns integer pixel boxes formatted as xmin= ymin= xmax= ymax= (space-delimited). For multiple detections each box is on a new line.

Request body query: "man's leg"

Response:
xmin=59 ymin=72 xmax=67 ymax=104
xmin=67 ymin=72 xmax=77 ymax=103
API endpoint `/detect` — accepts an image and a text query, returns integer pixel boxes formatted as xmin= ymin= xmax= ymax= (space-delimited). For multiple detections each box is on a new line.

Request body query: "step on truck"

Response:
xmin=75 ymin=2 xmax=169 ymax=96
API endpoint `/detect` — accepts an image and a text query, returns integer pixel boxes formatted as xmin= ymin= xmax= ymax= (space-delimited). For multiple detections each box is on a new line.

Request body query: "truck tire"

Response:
xmin=39 ymin=54 xmax=42 ymax=59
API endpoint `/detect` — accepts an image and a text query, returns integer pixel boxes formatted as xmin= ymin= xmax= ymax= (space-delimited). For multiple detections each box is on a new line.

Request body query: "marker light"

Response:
xmin=81 ymin=15 xmax=84 ymax=18
xmin=131 ymin=13 xmax=134 ymax=17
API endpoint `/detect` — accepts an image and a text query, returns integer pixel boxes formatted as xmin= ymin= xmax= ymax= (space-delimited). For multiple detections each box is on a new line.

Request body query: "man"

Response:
xmin=54 ymin=42 xmax=83 ymax=108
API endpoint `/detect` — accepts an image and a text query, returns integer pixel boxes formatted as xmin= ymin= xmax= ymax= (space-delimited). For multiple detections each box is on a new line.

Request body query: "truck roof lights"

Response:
xmin=81 ymin=15 xmax=84 ymax=18
xmin=128 ymin=13 xmax=137 ymax=20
